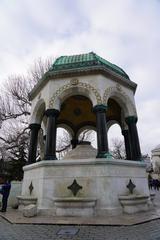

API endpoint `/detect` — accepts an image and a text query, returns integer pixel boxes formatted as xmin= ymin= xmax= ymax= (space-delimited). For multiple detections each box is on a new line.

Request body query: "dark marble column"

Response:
xmin=125 ymin=116 xmax=141 ymax=161
xmin=93 ymin=104 xmax=109 ymax=158
xmin=122 ymin=129 xmax=132 ymax=160
xmin=28 ymin=123 xmax=41 ymax=164
xmin=71 ymin=139 xmax=79 ymax=149
xmin=44 ymin=109 xmax=59 ymax=160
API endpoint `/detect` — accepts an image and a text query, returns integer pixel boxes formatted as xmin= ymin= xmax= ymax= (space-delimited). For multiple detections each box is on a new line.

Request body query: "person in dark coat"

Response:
xmin=148 ymin=174 xmax=153 ymax=190
xmin=0 ymin=178 xmax=11 ymax=212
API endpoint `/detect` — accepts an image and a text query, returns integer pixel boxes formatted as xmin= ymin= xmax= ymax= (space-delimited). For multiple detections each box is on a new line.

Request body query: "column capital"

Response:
xmin=125 ymin=116 xmax=138 ymax=124
xmin=121 ymin=129 xmax=128 ymax=135
xmin=45 ymin=109 xmax=60 ymax=117
xmin=93 ymin=104 xmax=107 ymax=113
xmin=29 ymin=123 xmax=41 ymax=130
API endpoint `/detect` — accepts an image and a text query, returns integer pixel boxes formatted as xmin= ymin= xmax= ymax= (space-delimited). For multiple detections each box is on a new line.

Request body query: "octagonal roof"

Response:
xmin=29 ymin=52 xmax=137 ymax=100
xmin=49 ymin=52 xmax=129 ymax=80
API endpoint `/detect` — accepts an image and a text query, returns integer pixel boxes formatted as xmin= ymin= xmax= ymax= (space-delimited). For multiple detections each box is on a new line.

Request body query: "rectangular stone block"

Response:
xmin=23 ymin=204 xmax=37 ymax=217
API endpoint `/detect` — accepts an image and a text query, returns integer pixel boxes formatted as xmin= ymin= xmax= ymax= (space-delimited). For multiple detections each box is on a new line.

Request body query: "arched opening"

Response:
xmin=31 ymin=99 xmax=46 ymax=124
xmin=52 ymin=84 xmax=100 ymax=110
xmin=106 ymin=98 xmax=122 ymax=124
xmin=29 ymin=99 xmax=46 ymax=162
xmin=56 ymin=95 xmax=97 ymax=158
xmin=56 ymin=127 xmax=72 ymax=160
xmin=78 ymin=129 xmax=97 ymax=148
xmin=58 ymin=95 xmax=96 ymax=139
xmin=104 ymin=87 xmax=136 ymax=117
xmin=108 ymin=123 xmax=126 ymax=159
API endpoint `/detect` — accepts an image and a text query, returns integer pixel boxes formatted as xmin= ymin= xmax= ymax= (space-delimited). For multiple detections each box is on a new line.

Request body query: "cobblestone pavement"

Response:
xmin=1 ymin=216 xmax=160 ymax=240
xmin=0 ymin=190 xmax=159 ymax=240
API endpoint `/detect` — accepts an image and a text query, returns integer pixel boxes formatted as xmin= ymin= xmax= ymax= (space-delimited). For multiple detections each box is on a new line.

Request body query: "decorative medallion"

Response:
xmin=73 ymin=108 xmax=82 ymax=116
xmin=49 ymin=81 xmax=102 ymax=108
xmin=67 ymin=179 xmax=83 ymax=196
xmin=70 ymin=78 xmax=79 ymax=86
xmin=29 ymin=181 xmax=34 ymax=195
xmin=126 ymin=179 xmax=136 ymax=194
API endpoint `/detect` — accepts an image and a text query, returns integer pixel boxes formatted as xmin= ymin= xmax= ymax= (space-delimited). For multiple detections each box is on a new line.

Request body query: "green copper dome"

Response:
xmin=49 ymin=52 xmax=129 ymax=79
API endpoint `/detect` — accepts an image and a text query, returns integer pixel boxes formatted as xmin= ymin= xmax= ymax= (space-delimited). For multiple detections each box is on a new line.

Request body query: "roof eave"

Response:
xmin=29 ymin=66 xmax=137 ymax=101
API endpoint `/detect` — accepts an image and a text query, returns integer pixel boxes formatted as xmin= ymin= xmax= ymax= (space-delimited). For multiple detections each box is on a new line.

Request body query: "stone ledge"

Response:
xmin=23 ymin=159 xmax=146 ymax=171
xmin=54 ymin=198 xmax=97 ymax=208
xmin=1 ymin=208 xmax=160 ymax=225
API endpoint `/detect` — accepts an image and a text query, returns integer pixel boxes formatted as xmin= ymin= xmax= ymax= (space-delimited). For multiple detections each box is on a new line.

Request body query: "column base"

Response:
xmin=96 ymin=152 xmax=112 ymax=159
xmin=44 ymin=155 xmax=58 ymax=160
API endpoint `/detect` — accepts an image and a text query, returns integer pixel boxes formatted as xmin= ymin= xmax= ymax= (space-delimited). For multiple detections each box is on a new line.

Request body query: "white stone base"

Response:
xmin=21 ymin=158 xmax=150 ymax=217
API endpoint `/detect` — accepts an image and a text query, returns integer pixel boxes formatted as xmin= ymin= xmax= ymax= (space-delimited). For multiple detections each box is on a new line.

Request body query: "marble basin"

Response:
xmin=119 ymin=194 xmax=149 ymax=214
xmin=53 ymin=197 xmax=97 ymax=216
xmin=17 ymin=195 xmax=37 ymax=210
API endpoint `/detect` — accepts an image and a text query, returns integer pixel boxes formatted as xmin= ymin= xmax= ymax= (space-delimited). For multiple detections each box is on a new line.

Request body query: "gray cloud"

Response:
xmin=0 ymin=0 xmax=159 ymax=154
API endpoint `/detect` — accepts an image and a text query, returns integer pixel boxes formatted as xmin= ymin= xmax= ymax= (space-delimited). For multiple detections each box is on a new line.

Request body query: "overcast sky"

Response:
xmin=0 ymin=0 xmax=159 ymax=155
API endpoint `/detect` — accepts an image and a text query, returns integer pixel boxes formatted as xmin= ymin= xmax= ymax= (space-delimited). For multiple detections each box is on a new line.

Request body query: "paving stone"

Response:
xmin=1 ymin=216 xmax=160 ymax=239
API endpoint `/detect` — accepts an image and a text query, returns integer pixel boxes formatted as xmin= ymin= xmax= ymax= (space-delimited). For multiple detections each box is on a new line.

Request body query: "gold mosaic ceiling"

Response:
xmin=58 ymin=95 xmax=122 ymax=135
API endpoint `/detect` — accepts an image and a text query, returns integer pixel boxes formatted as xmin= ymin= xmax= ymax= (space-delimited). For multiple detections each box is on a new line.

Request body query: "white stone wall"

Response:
xmin=22 ymin=159 xmax=149 ymax=216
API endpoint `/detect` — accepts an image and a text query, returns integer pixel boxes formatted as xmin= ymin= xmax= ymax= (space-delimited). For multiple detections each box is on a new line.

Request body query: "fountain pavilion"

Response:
xmin=20 ymin=52 xmax=150 ymax=217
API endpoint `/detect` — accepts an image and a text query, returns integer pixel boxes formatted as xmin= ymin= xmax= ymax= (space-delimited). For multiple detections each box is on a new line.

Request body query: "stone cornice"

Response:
xmin=23 ymin=159 xmax=146 ymax=171
xmin=29 ymin=66 xmax=137 ymax=101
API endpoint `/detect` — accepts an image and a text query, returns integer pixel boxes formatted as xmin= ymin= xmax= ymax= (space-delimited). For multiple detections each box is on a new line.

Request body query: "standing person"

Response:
xmin=0 ymin=177 xmax=11 ymax=212
xmin=156 ymin=179 xmax=160 ymax=191
xmin=148 ymin=174 xmax=153 ymax=190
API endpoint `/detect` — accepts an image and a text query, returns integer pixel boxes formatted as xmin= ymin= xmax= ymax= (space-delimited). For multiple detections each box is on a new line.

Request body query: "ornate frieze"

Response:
xmin=49 ymin=81 xmax=102 ymax=108
xmin=103 ymin=85 xmax=137 ymax=116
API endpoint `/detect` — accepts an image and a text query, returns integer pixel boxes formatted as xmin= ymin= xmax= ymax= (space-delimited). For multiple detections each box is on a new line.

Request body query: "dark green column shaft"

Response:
xmin=28 ymin=123 xmax=41 ymax=164
xmin=93 ymin=105 xmax=108 ymax=158
xmin=122 ymin=129 xmax=132 ymax=160
xmin=44 ymin=109 xmax=59 ymax=160
xmin=125 ymin=116 xmax=141 ymax=161
xmin=71 ymin=139 xmax=79 ymax=149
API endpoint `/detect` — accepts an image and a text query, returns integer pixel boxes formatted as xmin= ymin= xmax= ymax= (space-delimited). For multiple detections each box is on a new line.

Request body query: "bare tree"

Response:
xmin=0 ymin=57 xmax=54 ymax=178
xmin=56 ymin=130 xmax=72 ymax=160
xmin=0 ymin=57 xmax=53 ymax=124
xmin=110 ymin=138 xmax=126 ymax=159
xmin=79 ymin=130 xmax=95 ymax=143
xmin=28 ymin=57 xmax=53 ymax=84
xmin=56 ymin=129 xmax=96 ymax=160
xmin=0 ymin=56 xmax=96 ymax=176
